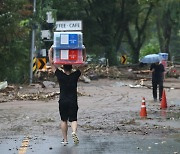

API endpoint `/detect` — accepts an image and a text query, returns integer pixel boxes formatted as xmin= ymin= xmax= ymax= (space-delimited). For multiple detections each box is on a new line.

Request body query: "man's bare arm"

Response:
xmin=48 ymin=46 xmax=57 ymax=73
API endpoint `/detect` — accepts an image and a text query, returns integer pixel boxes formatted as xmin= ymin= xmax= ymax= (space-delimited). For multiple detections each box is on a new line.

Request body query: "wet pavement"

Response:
xmin=0 ymin=133 xmax=180 ymax=154
xmin=0 ymin=79 xmax=180 ymax=154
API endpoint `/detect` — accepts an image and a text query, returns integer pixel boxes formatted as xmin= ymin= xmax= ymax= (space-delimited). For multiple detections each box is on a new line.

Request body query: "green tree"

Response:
xmin=50 ymin=0 xmax=179 ymax=65
xmin=52 ymin=0 xmax=135 ymax=65
xmin=125 ymin=0 xmax=155 ymax=64
xmin=0 ymin=0 xmax=31 ymax=83
xmin=155 ymin=0 xmax=180 ymax=60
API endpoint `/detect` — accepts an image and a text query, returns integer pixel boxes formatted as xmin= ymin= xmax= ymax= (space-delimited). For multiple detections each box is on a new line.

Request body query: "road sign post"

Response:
xmin=120 ymin=55 xmax=127 ymax=64
xmin=30 ymin=0 xmax=36 ymax=84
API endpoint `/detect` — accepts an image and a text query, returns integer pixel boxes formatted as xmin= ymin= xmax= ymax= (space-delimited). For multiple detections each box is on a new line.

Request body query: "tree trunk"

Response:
xmin=125 ymin=3 xmax=153 ymax=64
xmin=156 ymin=9 xmax=172 ymax=60
xmin=131 ymin=47 xmax=140 ymax=64
xmin=105 ymin=46 xmax=117 ymax=66
xmin=156 ymin=17 xmax=164 ymax=52
xmin=162 ymin=10 xmax=172 ymax=60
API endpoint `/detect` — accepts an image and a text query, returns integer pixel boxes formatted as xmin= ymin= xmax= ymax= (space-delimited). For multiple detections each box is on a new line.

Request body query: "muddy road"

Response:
xmin=0 ymin=78 xmax=180 ymax=153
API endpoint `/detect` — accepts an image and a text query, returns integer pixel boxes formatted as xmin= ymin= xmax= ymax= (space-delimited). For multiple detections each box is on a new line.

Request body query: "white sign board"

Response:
xmin=56 ymin=20 xmax=82 ymax=31
xmin=41 ymin=30 xmax=51 ymax=40
xmin=41 ymin=49 xmax=46 ymax=57
xmin=46 ymin=11 xmax=54 ymax=23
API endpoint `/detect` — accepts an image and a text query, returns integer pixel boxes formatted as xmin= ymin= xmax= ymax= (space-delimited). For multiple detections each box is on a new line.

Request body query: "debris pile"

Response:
xmin=84 ymin=65 xmax=124 ymax=79
xmin=16 ymin=91 xmax=60 ymax=100
xmin=0 ymin=84 xmax=17 ymax=103
xmin=166 ymin=65 xmax=180 ymax=78
xmin=0 ymin=83 xmax=87 ymax=103
xmin=1 ymin=64 xmax=179 ymax=102
xmin=34 ymin=64 xmax=142 ymax=81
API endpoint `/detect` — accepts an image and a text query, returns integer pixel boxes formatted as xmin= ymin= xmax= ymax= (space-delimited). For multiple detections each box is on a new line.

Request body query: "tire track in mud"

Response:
xmin=83 ymin=84 xmax=129 ymax=105
xmin=78 ymin=84 xmax=139 ymax=134
xmin=78 ymin=82 xmax=180 ymax=137
xmin=0 ymin=79 xmax=179 ymax=143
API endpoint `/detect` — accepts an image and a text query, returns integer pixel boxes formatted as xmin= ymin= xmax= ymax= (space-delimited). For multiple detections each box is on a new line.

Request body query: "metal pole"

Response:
xmin=30 ymin=0 xmax=36 ymax=84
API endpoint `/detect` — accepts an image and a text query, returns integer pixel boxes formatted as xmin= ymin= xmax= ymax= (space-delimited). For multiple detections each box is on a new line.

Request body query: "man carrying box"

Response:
xmin=48 ymin=46 xmax=86 ymax=145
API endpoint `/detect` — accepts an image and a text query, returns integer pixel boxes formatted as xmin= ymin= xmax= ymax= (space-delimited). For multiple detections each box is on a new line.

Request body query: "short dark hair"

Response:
xmin=63 ymin=65 xmax=72 ymax=71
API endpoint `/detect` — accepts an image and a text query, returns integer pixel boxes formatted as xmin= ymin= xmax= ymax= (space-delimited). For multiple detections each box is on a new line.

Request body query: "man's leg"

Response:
xmin=71 ymin=121 xmax=77 ymax=133
xmin=159 ymin=81 xmax=163 ymax=101
xmin=61 ymin=120 xmax=68 ymax=142
xmin=70 ymin=106 xmax=79 ymax=144
xmin=71 ymin=121 xmax=79 ymax=144
xmin=152 ymin=82 xmax=157 ymax=101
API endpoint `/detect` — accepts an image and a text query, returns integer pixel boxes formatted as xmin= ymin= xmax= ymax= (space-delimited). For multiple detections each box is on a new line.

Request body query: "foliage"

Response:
xmin=0 ymin=0 xmax=31 ymax=83
xmin=140 ymin=42 xmax=160 ymax=58
xmin=0 ymin=0 xmax=180 ymax=83
xmin=52 ymin=0 xmax=129 ymax=65
xmin=44 ymin=0 xmax=180 ymax=65
xmin=155 ymin=0 xmax=180 ymax=58
xmin=125 ymin=0 xmax=157 ymax=64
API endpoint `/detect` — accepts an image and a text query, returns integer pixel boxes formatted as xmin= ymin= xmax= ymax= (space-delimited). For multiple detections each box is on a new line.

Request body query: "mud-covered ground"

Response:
xmin=0 ymin=78 xmax=180 ymax=140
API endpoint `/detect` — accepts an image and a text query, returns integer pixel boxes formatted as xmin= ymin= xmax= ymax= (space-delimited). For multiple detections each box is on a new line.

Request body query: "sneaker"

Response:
xmin=72 ymin=132 xmax=79 ymax=144
xmin=61 ymin=139 xmax=68 ymax=146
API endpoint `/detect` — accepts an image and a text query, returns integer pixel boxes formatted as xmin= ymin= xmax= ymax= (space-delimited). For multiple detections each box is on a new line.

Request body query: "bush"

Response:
xmin=0 ymin=41 xmax=29 ymax=83
xmin=140 ymin=43 xmax=160 ymax=59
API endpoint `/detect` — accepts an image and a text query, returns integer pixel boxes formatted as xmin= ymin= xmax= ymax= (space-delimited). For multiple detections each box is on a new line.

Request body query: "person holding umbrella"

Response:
xmin=140 ymin=53 xmax=165 ymax=102
xmin=150 ymin=61 xmax=165 ymax=102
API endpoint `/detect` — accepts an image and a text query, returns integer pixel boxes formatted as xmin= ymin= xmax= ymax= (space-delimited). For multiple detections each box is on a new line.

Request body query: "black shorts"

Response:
xmin=59 ymin=101 xmax=78 ymax=122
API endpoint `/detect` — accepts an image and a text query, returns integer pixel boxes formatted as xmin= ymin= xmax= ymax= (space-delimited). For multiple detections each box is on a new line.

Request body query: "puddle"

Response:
xmin=1 ymin=134 xmax=180 ymax=154
xmin=170 ymin=100 xmax=180 ymax=106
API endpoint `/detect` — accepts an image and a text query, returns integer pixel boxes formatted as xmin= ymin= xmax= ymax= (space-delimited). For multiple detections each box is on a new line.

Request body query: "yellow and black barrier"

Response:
xmin=37 ymin=58 xmax=46 ymax=70
xmin=120 ymin=55 xmax=127 ymax=64
xmin=33 ymin=57 xmax=37 ymax=74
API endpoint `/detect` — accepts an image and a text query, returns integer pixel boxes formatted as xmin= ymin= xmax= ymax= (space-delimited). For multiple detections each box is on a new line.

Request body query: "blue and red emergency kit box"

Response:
xmin=53 ymin=32 xmax=84 ymax=64
xmin=53 ymin=32 xmax=83 ymax=49
xmin=53 ymin=49 xmax=84 ymax=64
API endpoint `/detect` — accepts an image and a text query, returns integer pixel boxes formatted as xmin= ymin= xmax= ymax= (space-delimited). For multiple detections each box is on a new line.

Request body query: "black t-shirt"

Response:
xmin=150 ymin=63 xmax=165 ymax=82
xmin=55 ymin=69 xmax=81 ymax=103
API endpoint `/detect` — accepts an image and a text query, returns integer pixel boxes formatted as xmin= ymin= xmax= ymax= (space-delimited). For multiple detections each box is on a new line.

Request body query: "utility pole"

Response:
xmin=30 ymin=0 xmax=36 ymax=84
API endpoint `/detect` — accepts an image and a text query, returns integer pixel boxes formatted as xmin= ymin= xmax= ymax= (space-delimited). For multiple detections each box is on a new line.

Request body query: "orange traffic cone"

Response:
xmin=140 ymin=97 xmax=147 ymax=118
xmin=160 ymin=89 xmax=167 ymax=109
